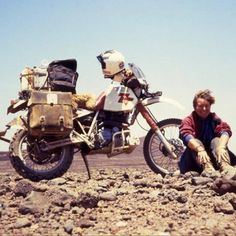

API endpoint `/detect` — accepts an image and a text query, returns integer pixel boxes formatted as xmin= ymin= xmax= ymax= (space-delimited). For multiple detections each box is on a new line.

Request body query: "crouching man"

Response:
xmin=179 ymin=89 xmax=236 ymax=179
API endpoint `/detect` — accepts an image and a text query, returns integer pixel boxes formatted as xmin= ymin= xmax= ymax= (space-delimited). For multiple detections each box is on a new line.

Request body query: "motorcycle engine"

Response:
xmin=95 ymin=111 xmax=129 ymax=148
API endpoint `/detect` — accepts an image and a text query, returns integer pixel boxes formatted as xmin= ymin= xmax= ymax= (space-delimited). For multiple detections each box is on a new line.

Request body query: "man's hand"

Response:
xmin=188 ymin=138 xmax=211 ymax=165
xmin=215 ymin=147 xmax=229 ymax=164
xmin=215 ymin=134 xmax=230 ymax=164
xmin=197 ymin=150 xmax=211 ymax=165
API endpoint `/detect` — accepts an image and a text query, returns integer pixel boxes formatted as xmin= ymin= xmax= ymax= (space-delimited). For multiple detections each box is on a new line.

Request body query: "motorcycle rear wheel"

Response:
xmin=143 ymin=118 xmax=185 ymax=176
xmin=9 ymin=129 xmax=74 ymax=181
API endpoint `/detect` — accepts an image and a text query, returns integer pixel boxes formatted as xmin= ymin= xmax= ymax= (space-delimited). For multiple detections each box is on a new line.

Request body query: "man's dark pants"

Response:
xmin=178 ymin=138 xmax=236 ymax=174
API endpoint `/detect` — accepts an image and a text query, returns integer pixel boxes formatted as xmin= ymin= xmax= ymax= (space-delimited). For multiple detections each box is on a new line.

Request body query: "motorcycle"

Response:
xmin=0 ymin=59 xmax=185 ymax=181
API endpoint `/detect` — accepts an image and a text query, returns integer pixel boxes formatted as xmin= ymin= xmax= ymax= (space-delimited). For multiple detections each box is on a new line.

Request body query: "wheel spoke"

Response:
xmin=9 ymin=129 xmax=74 ymax=181
xmin=18 ymin=135 xmax=64 ymax=172
xmin=144 ymin=119 xmax=185 ymax=175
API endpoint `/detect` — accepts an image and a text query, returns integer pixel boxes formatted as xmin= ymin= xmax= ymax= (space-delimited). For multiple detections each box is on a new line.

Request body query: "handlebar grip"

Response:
xmin=144 ymin=91 xmax=162 ymax=98
xmin=155 ymin=91 xmax=162 ymax=96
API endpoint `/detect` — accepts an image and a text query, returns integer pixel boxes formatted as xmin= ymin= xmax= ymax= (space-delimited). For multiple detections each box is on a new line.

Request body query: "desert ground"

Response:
xmin=0 ymin=149 xmax=236 ymax=236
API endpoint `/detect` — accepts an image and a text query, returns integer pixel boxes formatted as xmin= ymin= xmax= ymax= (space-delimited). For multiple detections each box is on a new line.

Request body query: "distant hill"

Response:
xmin=0 ymin=152 xmax=9 ymax=161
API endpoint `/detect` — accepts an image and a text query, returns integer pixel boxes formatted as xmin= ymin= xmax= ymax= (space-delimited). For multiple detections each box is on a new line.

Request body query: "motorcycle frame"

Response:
xmin=1 ymin=88 xmax=177 ymax=159
xmin=71 ymin=97 xmax=177 ymax=158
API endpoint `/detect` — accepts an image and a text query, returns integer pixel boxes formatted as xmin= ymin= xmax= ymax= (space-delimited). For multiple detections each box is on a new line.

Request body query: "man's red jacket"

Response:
xmin=179 ymin=111 xmax=232 ymax=150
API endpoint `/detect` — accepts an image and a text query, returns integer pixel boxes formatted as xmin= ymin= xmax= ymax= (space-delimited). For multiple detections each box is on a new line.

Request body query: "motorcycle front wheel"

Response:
xmin=9 ymin=129 xmax=74 ymax=181
xmin=143 ymin=118 xmax=185 ymax=176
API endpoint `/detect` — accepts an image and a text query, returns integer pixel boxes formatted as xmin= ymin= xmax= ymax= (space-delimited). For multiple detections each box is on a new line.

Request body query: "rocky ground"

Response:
xmin=0 ymin=152 xmax=236 ymax=236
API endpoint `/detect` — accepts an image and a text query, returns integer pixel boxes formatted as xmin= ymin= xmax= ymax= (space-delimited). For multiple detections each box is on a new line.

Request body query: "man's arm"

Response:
xmin=187 ymin=138 xmax=211 ymax=165
xmin=187 ymin=138 xmax=205 ymax=152
xmin=215 ymin=133 xmax=230 ymax=164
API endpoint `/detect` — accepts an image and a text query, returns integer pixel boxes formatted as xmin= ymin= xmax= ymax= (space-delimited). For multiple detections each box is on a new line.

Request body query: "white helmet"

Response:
xmin=97 ymin=50 xmax=125 ymax=79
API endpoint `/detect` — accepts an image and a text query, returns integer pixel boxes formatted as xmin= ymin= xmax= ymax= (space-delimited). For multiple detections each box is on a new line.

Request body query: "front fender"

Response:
xmin=158 ymin=96 xmax=185 ymax=110
xmin=142 ymin=96 xmax=185 ymax=110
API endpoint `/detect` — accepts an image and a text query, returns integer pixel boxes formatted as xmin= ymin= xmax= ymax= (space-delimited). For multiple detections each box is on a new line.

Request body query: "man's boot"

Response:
xmin=201 ymin=160 xmax=216 ymax=177
xmin=220 ymin=160 xmax=236 ymax=180
xmin=211 ymin=136 xmax=236 ymax=179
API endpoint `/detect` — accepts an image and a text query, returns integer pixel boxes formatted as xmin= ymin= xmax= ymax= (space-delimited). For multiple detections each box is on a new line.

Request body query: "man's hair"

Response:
xmin=193 ymin=89 xmax=215 ymax=108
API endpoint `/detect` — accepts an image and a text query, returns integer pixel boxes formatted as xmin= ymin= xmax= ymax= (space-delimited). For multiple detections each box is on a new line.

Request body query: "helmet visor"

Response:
xmin=97 ymin=55 xmax=106 ymax=69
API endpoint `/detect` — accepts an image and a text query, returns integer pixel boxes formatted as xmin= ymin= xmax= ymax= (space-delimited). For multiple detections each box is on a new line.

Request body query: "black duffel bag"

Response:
xmin=48 ymin=59 xmax=78 ymax=93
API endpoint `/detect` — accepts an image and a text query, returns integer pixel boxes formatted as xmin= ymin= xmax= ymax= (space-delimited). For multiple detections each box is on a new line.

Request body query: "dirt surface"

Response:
xmin=0 ymin=149 xmax=147 ymax=174
xmin=0 ymin=151 xmax=236 ymax=236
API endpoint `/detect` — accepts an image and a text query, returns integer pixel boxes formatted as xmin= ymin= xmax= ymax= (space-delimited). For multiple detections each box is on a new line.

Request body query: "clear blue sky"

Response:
xmin=0 ymin=0 xmax=236 ymax=151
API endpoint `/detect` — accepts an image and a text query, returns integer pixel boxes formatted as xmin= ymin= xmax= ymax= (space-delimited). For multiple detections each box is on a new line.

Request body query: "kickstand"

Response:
xmin=81 ymin=151 xmax=91 ymax=179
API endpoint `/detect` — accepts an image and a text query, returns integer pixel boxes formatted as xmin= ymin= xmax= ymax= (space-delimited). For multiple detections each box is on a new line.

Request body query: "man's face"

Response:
xmin=195 ymin=98 xmax=211 ymax=119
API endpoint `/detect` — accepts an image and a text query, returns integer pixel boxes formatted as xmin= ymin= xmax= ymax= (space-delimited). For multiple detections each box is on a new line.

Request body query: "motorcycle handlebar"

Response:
xmin=144 ymin=90 xmax=162 ymax=98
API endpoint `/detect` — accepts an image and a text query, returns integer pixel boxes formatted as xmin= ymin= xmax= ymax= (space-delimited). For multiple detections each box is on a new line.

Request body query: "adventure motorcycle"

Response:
xmin=0 ymin=59 xmax=185 ymax=181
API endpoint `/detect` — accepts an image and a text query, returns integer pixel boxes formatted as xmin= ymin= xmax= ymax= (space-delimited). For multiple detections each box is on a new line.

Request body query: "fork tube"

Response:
xmin=136 ymin=103 xmax=158 ymax=130
xmin=137 ymin=103 xmax=177 ymax=158
xmin=155 ymin=129 xmax=177 ymax=158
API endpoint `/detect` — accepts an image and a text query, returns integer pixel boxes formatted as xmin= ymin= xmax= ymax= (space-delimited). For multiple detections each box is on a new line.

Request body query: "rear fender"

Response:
xmin=6 ymin=116 xmax=27 ymax=129
xmin=7 ymin=99 xmax=27 ymax=114
xmin=0 ymin=116 xmax=26 ymax=143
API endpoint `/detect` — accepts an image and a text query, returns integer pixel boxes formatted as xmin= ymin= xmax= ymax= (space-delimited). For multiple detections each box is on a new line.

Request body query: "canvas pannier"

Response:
xmin=28 ymin=91 xmax=73 ymax=136
xmin=47 ymin=59 xmax=78 ymax=93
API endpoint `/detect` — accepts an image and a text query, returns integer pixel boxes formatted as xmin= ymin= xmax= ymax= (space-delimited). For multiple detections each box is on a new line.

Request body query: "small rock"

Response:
xmin=48 ymin=177 xmax=67 ymax=186
xmin=99 ymin=191 xmax=117 ymax=201
xmin=70 ymin=206 xmax=85 ymax=215
xmin=176 ymin=195 xmax=188 ymax=203
xmin=133 ymin=179 xmax=148 ymax=187
xmin=136 ymin=227 xmax=169 ymax=236
xmin=179 ymin=207 xmax=189 ymax=214
xmin=19 ymin=191 xmax=50 ymax=215
xmin=133 ymin=172 xmax=143 ymax=179
xmin=205 ymin=218 xmax=218 ymax=229
xmin=64 ymin=219 xmax=74 ymax=234
xmin=34 ymin=184 xmax=50 ymax=192
xmin=116 ymin=221 xmax=127 ymax=227
xmin=184 ymin=171 xmax=200 ymax=179
xmin=149 ymin=190 xmax=160 ymax=200
xmin=121 ymin=215 xmax=132 ymax=221
xmin=170 ymin=184 xmax=186 ymax=191
xmin=73 ymin=227 xmax=83 ymax=235
xmin=0 ymin=202 xmax=5 ymax=210
xmin=77 ymin=219 xmax=95 ymax=228
xmin=13 ymin=180 xmax=34 ymax=197
xmin=214 ymin=202 xmax=234 ymax=214
xmin=77 ymin=192 xmax=99 ymax=208
xmin=116 ymin=188 xmax=129 ymax=196
xmin=50 ymin=221 xmax=61 ymax=230
xmin=149 ymin=182 xmax=163 ymax=188
xmin=47 ymin=189 xmax=76 ymax=207
xmin=191 ymin=177 xmax=213 ymax=186
xmin=14 ymin=217 xmax=31 ymax=229
xmin=122 ymin=172 xmax=129 ymax=181
xmin=0 ymin=184 xmax=11 ymax=195
xmin=229 ymin=197 xmax=236 ymax=210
